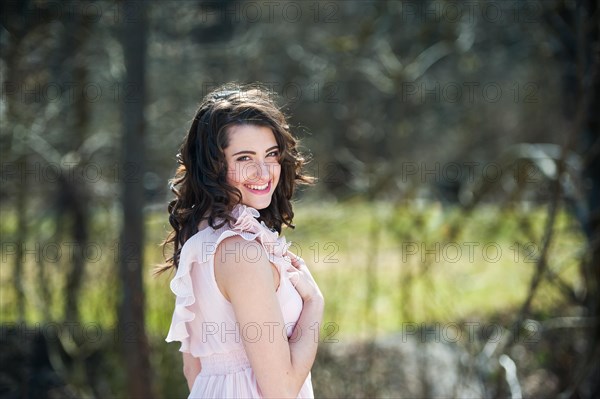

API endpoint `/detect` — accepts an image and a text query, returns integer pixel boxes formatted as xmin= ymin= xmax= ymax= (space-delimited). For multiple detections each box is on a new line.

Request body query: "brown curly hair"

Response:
xmin=158 ymin=83 xmax=313 ymax=273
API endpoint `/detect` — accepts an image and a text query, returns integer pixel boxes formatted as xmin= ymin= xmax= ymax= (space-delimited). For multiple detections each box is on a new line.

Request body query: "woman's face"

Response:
xmin=224 ymin=124 xmax=281 ymax=210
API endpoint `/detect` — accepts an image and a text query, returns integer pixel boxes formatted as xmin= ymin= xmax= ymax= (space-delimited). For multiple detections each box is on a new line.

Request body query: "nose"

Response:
xmin=247 ymin=160 xmax=270 ymax=182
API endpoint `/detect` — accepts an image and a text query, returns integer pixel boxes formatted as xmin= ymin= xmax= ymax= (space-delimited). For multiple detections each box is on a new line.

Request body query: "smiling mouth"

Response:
xmin=243 ymin=180 xmax=271 ymax=194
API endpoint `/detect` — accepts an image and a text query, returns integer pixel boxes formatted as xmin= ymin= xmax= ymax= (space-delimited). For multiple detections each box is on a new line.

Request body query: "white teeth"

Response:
xmin=245 ymin=182 xmax=268 ymax=190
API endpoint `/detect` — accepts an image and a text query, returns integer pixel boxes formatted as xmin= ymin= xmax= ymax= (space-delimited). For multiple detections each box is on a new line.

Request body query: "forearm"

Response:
xmin=182 ymin=353 xmax=201 ymax=391
xmin=287 ymin=295 xmax=325 ymax=390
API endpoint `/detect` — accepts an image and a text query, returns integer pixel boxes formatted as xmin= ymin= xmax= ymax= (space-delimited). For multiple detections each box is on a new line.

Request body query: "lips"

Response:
xmin=243 ymin=180 xmax=271 ymax=195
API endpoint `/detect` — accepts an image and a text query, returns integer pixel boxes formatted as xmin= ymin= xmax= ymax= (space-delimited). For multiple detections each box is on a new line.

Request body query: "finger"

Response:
xmin=289 ymin=255 xmax=302 ymax=269
xmin=285 ymin=250 xmax=298 ymax=262
xmin=285 ymin=250 xmax=299 ymax=261
xmin=288 ymin=271 xmax=300 ymax=287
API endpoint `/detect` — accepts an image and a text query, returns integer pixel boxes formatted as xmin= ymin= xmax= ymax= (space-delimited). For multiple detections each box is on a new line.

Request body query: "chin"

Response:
xmin=250 ymin=201 xmax=272 ymax=210
xmin=244 ymin=196 xmax=273 ymax=210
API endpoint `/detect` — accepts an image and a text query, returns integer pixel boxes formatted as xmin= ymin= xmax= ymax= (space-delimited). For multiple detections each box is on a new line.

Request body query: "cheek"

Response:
xmin=273 ymin=164 xmax=282 ymax=183
xmin=226 ymin=162 xmax=240 ymax=185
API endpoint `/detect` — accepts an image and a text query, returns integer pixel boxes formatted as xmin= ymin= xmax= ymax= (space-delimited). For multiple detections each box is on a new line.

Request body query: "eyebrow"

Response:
xmin=232 ymin=145 xmax=279 ymax=156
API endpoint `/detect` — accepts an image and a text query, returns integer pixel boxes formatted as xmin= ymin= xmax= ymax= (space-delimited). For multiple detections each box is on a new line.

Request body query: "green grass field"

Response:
xmin=0 ymin=200 xmax=586 ymax=398
xmin=1 ymin=200 xmax=585 ymax=341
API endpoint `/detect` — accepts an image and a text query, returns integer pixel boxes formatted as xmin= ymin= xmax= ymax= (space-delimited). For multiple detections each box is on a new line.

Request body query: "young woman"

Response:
xmin=162 ymin=84 xmax=324 ymax=398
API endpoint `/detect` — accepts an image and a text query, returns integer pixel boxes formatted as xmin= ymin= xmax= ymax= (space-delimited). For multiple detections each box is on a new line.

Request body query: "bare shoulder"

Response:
xmin=214 ymin=235 xmax=274 ymax=301
xmin=214 ymin=235 xmax=268 ymax=269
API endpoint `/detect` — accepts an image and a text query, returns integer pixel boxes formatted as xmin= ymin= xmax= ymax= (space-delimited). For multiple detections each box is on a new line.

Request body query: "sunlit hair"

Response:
xmin=158 ymin=83 xmax=313 ymax=274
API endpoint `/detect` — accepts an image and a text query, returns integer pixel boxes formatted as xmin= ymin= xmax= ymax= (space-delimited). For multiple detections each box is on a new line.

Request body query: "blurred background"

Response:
xmin=1 ymin=0 xmax=599 ymax=398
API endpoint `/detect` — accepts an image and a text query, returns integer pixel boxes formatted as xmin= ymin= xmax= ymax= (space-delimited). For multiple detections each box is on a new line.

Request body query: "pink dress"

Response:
xmin=166 ymin=204 xmax=314 ymax=398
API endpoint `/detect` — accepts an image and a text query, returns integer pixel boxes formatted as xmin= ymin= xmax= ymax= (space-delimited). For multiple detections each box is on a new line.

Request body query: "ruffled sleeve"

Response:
xmin=165 ymin=243 xmax=196 ymax=353
xmin=164 ymin=205 xmax=263 ymax=352
xmin=165 ymin=204 xmax=296 ymax=353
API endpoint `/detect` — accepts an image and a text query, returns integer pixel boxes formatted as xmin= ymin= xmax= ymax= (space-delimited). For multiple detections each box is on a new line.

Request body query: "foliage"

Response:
xmin=1 ymin=0 xmax=598 ymax=397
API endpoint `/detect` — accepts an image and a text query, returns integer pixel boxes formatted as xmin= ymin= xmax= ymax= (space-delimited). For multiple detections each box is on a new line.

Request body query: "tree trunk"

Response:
xmin=580 ymin=1 xmax=600 ymax=394
xmin=572 ymin=1 xmax=600 ymax=395
xmin=116 ymin=0 xmax=155 ymax=397
xmin=62 ymin=7 xmax=91 ymax=327
xmin=3 ymin=20 xmax=27 ymax=323
xmin=550 ymin=0 xmax=600 ymax=395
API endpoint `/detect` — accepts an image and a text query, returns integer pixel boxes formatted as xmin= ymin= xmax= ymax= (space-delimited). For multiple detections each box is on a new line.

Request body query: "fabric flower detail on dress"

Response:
xmin=231 ymin=204 xmax=295 ymax=271
xmin=230 ymin=204 xmax=261 ymax=234
xmin=229 ymin=204 xmax=292 ymax=264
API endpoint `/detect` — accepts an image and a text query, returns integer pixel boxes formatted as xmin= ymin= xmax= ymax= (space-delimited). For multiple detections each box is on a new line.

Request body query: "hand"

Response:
xmin=285 ymin=251 xmax=323 ymax=302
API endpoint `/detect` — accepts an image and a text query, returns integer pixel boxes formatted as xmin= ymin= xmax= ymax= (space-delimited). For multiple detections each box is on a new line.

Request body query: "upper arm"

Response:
xmin=214 ymin=236 xmax=295 ymax=398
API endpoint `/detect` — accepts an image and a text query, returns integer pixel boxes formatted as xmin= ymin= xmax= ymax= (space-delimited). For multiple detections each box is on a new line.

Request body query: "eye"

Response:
xmin=267 ymin=150 xmax=279 ymax=158
xmin=236 ymin=155 xmax=251 ymax=162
